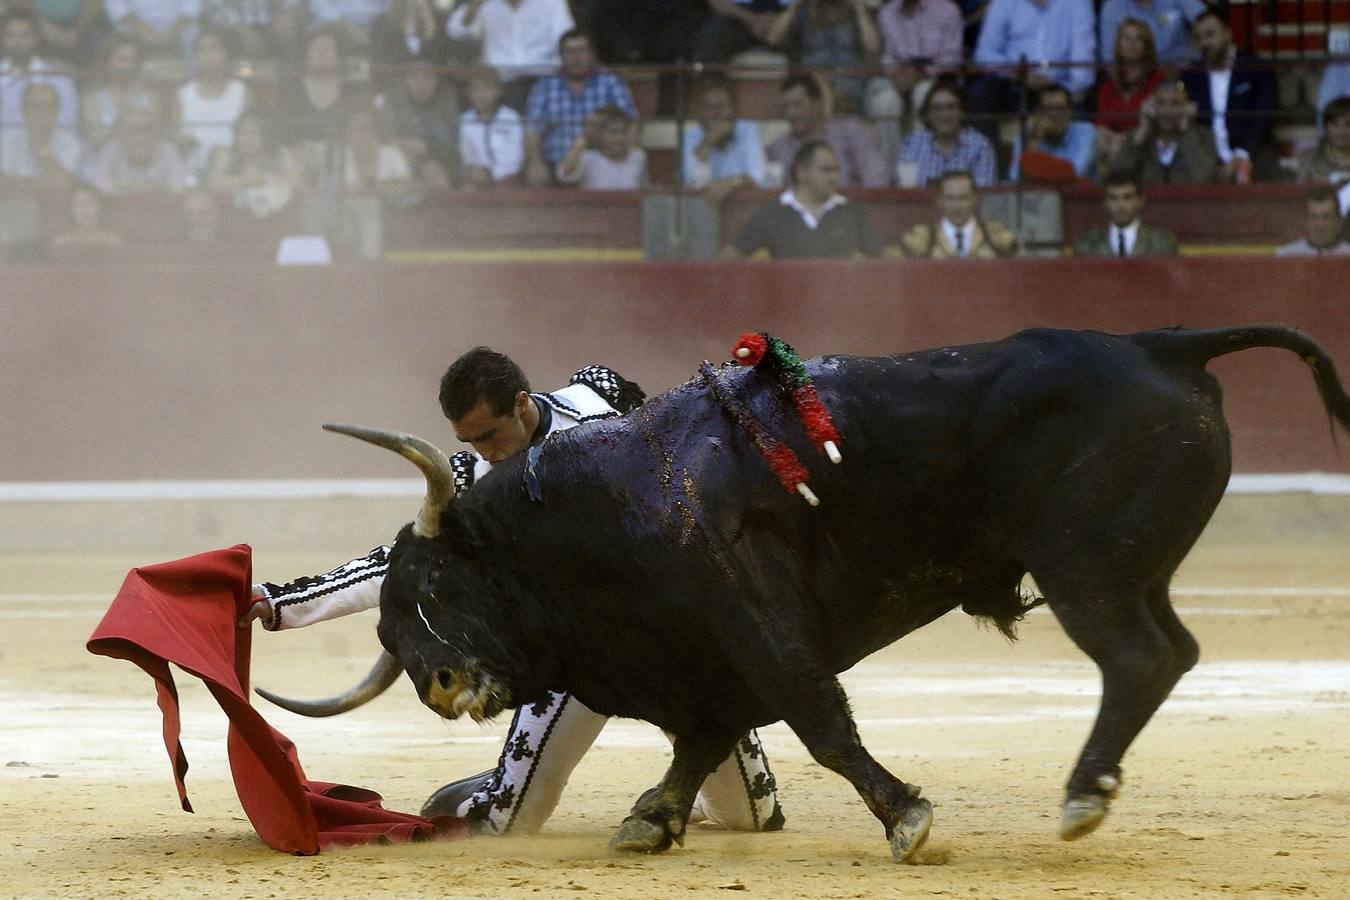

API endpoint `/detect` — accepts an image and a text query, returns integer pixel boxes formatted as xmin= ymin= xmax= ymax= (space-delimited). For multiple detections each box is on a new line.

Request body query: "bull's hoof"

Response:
xmin=888 ymin=798 xmax=933 ymax=863
xmin=1060 ymin=794 xmax=1109 ymax=841
xmin=609 ymin=816 xmax=679 ymax=853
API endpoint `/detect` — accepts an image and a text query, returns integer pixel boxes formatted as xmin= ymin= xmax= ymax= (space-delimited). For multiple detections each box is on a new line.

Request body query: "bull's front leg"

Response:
xmin=609 ymin=728 xmax=738 ymax=853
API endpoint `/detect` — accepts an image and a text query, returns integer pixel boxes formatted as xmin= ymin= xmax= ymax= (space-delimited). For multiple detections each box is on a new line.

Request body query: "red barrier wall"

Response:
xmin=3 ymin=257 xmax=1347 ymax=481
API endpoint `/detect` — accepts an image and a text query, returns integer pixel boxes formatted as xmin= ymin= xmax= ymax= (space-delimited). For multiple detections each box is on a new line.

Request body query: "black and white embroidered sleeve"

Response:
xmin=255 ymin=546 xmax=390 ymax=631
xmin=451 ymin=449 xmax=477 ymax=496
xmin=569 ymin=365 xmax=646 ymax=413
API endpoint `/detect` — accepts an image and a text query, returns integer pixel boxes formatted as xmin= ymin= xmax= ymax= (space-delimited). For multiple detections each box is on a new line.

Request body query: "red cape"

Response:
xmin=87 ymin=544 xmax=469 ymax=853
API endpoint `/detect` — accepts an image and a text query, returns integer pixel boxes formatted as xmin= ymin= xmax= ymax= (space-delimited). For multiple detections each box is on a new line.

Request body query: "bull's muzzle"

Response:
xmin=426 ymin=668 xmax=503 ymax=723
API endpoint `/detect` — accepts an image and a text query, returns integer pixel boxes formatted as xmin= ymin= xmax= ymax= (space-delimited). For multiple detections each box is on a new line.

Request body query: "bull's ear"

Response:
xmin=442 ymin=508 xmax=491 ymax=557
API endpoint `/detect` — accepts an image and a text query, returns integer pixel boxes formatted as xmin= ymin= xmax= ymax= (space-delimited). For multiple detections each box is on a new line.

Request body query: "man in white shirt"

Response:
xmin=0 ymin=81 xmax=82 ymax=188
xmin=899 ymin=168 xmax=1019 ymax=258
xmin=1071 ymin=173 xmax=1179 ymax=256
xmin=447 ymin=0 xmax=574 ymax=110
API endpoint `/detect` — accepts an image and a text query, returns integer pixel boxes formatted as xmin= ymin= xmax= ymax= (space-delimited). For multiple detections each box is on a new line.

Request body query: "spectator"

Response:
xmin=1275 ymin=186 xmax=1350 ymax=256
xmin=723 ymin=139 xmax=886 ymax=259
xmin=762 ymin=0 xmax=882 ymax=114
xmin=202 ymin=0 xmax=305 ymax=63
xmin=1295 ymin=96 xmax=1350 ymax=185
xmin=205 ymin=109 xmax=300 ymax=219
xmin=305 ymin=105 xmax=413 ymax=259
xmin=378 ymin=56 xmax=457 ymax=188
xmin=967 ymin=0 xmax=1095 ymax=141
xmin=104 ymin=0 xmax=201 ymax=61
xmin=522 ymin=29 xmax=636 ymax=187
xmin=0 ymin=81 xmax=82 ymax=195
xmin=329 ymin=105 xmax=416 ymax=203
xmin=89 ymin=106 xmax=190 ymax=195
xmin=869 ymin=0 xmax=963 ymax=145
xmin=80 ymin=36 xmax=161 ymax=149
xmin=556 ymin=103 xmax=645 ymax=189
xmin=1009 ymin=83 xmax=1094 ymax=181
xmin=1071 ymin=173 xmax=1178 ymax=256
xmin=1315 ymin=62 xmax=1350 ymax=126
xmin=1106 ymin=78 xmax=1217 ymax=184
xmin=369 ymin=0 xmax=449 ymax=93
xmin=447 ymin=0 xmax=574 ymax=112
xmin=50 ymin=185 xmax=123 ymax=247
xmin=175 ymin=27 xmax=251 ymax=178
xmin=681 ymin=75 xmax=771 ymax=202
xmin=1180 ymin=7 xmax=1278 ymax=182
xmin=1 ymin=10 xmax=79 ymax=133
xmin=458 ymin=65 xmax=525 ymax=188
xmin=895 ymin=80 xmax=996 ymax=187
xmin=695 ymin=0 xmax=791 ymax=67
xmin=899 ymin=167 xmax=1017 ymax=256
xmin=1097 ymin=0 xmax=1203 ymax=67
xmin=581 ymin=0 xmax=703 ymax=115
xmin=276 ymin=26 xmax=362 ymax=147
xmin=1094 ymin=18 xmax=1165 ymax=172
xmin=766 ymin=72 xmax=889 ymax=188
xmin=307 ymin=0 xmax=389 ymax=49
xmin=16 ymin=0 xmax=105 ymax=65
xmin=180 ymin=187 xmax=223 ymax=241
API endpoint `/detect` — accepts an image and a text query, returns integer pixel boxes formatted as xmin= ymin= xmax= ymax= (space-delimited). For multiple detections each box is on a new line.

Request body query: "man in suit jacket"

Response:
xmin=1073 ymin=173 xmax=1179 ymax=256
xmin=900 ymin=169 xmax=1018 ymax=258
xmin=1180 ymin=7 xmax=1278 ymax=181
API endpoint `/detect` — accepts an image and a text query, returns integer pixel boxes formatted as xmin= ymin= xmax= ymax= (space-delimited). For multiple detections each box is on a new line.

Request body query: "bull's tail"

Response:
xmin=1133 ymin=325 xmax=1350 ymax=438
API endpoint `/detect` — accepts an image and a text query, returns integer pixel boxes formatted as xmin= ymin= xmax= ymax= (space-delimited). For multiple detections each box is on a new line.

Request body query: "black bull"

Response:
xmin=323 ymin=326 xmax=1350 ymax=861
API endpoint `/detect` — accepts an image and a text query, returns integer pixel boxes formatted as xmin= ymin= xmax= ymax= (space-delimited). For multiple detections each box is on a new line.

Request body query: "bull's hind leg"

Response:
xmin=1041 ymin=576 xmax=1198 ymax=840
xmin=609 ymin=727 xmax=738 ymax=853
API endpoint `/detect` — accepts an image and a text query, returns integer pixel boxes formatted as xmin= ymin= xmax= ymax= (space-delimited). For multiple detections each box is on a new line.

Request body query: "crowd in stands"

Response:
xmin=1 ymin=0 xmax=1349 ymax=260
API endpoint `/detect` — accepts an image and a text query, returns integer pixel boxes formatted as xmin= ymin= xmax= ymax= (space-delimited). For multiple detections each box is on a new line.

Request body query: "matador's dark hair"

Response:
xmin=440 ymin=347 xmax=531 ymax=420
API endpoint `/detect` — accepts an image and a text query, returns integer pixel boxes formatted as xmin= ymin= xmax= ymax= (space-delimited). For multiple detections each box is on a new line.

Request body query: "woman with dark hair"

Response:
xmin=80 ymin=35 xmax=160 ymax=149
xmin=1296 ymin=97 xmax=1350 ymax=184
xmin=205 ymin=109 xmax=300 ymax=219
xmin=275 ymin=25 xmax=364 ymax=147
xmin=1094 ymin=18 xmax=1164 ymax=170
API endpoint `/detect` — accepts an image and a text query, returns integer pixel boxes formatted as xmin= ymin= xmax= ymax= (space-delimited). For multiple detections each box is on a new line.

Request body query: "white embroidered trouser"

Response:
xmin=462 ymin=690 xmax=779 ymax=835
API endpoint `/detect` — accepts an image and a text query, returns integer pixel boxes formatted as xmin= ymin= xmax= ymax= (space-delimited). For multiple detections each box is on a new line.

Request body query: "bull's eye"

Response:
xmin=437 ymin=670 xmax=454 ymax=690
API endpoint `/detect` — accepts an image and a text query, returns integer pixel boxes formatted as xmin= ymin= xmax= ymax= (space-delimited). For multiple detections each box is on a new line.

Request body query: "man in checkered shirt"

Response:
xmin=522 ymin=28 xmax=638 ymax=186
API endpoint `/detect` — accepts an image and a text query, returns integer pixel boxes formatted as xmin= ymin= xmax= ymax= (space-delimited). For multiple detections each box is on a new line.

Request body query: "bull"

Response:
xmin=285 ymin=325 xmax=1350 ymax=862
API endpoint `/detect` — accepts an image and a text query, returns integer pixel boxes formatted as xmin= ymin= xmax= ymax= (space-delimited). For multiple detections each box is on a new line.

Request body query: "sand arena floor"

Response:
xmin=2 ymin=533 xmax=1349 ymax=899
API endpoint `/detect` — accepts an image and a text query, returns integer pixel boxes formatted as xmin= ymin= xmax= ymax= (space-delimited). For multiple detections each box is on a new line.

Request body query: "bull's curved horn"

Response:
xmin=324 ymin=422 xmax=454 ymax=538
xmin=254 ymin=649 xmax=403 ymax=717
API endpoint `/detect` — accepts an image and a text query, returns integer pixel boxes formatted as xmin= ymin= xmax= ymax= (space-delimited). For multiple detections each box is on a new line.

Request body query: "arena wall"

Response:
xmin=3 ymin=257 xmax=1348 ymax=484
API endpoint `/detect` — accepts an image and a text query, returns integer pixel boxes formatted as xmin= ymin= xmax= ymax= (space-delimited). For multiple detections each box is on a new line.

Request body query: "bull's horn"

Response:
xmin=255 ymin=649 xmax=403 ymax=717
xmin=324 ymin=422 xmax=454 ymax=538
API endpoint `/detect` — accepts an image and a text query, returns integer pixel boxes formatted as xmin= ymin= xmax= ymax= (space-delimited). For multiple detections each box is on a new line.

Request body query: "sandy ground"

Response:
xmin=2 ymin=541 xmax=1349 ymax=899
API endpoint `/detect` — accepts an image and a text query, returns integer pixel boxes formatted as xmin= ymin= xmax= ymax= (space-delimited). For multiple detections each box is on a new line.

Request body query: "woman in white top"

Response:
xmin=174 ymin=28 xmax=250 ymax=178
xmin=459 ymin=66 xmax=525 ymax=187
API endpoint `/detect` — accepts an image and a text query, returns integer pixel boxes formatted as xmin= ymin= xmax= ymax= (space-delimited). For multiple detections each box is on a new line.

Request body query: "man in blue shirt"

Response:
xmin=966 ymin=0 xmax=1095 ymax=142
xmin=523 ymin=29 xmax=637 ymax=186
xmin=1008 ymin=84 xmax=1095 ymax=181
xmin=1097 ymin=0 xmax=1204 ymax=65
xmin=680 ymin=75 xmax=771 ymax=200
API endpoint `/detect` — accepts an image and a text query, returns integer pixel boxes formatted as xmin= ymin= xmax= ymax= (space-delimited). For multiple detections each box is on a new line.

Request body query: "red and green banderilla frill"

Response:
xmin=696 ymin=332 xmax=843 ymax=506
